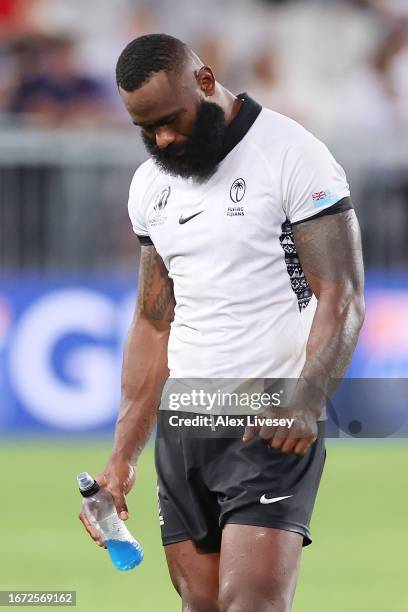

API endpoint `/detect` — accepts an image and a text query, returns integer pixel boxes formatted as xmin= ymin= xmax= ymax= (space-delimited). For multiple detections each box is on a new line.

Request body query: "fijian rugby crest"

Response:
xmin=230 ymin=178 xmax=246 ymax=203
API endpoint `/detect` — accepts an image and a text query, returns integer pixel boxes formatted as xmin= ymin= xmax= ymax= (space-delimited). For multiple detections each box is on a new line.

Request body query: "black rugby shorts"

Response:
xmin=155 ymin=411 xmax=326 ymax=552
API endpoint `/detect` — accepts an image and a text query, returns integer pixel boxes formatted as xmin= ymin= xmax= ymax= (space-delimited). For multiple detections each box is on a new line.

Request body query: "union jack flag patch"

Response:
xmin=311 ymin=188 xmax=338 ymax=208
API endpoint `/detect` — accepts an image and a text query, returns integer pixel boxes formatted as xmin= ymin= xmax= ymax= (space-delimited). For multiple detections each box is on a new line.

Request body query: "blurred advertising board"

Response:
xmin=0 ymin=277 xmax=135 ymax=436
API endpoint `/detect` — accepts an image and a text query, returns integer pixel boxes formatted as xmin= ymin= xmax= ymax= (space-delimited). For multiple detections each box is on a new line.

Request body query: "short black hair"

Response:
xmin=116 ymin=33 xmax=189 ymax=92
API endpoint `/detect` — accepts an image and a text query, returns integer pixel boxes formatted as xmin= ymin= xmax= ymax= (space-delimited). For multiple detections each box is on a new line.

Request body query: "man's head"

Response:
xmin=116 ymin=34 xmax=226 ymax=181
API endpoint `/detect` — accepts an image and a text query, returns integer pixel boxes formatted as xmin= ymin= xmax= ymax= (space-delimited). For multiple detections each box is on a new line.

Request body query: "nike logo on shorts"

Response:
xmin=259 ymin=494 xmax=293 ymax=505
xmin=179 ymin=211 xmax=204 ymax=224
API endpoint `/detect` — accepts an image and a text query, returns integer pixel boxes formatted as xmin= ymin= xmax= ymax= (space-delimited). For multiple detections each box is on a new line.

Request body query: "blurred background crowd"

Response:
xmin=0 ymin=0 xmax=408 ymax=272
xmin=1 ymin=0 xmax=408 ymax=130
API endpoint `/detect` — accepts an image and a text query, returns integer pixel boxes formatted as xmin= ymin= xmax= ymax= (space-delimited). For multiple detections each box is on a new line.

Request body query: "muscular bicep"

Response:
xmin=292 ymin=210 xmax=364 ymax=298
xmin=137 ymin=246 xmax=175 ymax=325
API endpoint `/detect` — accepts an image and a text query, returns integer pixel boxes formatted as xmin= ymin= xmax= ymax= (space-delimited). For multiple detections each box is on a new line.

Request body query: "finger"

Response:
xmin=78 ymin=512 xmax=105 ymax=547
xmin=96 ymin=473 xmax=129 ymax=519
xmin=293 ymin=436 xmax=317 ymax=456
xmin=258 ymin=423 xmax=278 ymax=443
xmin=79 ymin=515 xmax=104 ymax=547
xmin=242 ymin=424 xmax=259 ymax=443
xmin=269 ymin=435 xmax=287 ymax=450
xmin=264 ymin=425 xmax=286 ymax=448
xmin=280 ymin=437 xmax=300 ymax=454
xmin=79 ymin=511 xmax=98 ymax=538
xmin=109 ymin=490 xmax=129 ymax=520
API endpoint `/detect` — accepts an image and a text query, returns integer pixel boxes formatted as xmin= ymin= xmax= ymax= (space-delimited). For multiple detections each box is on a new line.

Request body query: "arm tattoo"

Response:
xmin=137 ymin=246 xmax=175 ymax=322
xmin=292 ymin=210 xmax=365 ymax=409
xmin=293 ymin=210 xmax=364 ymax=286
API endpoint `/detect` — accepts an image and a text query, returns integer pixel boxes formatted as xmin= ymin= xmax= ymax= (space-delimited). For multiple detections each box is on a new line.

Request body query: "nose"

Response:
xmin=155 ymin=126 xmax=176 ymax=149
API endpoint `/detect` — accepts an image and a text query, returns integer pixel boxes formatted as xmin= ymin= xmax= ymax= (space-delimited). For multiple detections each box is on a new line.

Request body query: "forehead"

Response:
xmin=119 ymin=69 xmax=197 ymax=123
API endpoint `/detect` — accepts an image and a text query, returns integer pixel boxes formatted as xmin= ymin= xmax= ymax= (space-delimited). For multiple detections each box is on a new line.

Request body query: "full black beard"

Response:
xmin=142 ymin=100 xmax=226 ymax=181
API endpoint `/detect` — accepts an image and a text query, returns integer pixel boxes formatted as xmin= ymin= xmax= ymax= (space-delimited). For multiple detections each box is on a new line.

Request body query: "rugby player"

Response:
xmin=79 ymin=34 xmax=365 ymax=611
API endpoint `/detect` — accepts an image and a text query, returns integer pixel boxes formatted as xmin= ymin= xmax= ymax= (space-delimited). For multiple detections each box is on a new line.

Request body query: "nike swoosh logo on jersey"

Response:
xmin=179 ymin=211 xmax=204 ymax=224
xmin=259 ymin=494 xmax=293 ymax=505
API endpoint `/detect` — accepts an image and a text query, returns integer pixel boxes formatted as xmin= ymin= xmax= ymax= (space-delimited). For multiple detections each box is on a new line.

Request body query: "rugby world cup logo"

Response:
xmin=154 ymin=185 xmax=171 ymax=214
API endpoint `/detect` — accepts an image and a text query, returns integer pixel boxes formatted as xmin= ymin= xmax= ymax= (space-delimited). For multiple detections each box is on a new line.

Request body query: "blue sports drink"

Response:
xmin=77 ymin=472 xmax=144 ymax=571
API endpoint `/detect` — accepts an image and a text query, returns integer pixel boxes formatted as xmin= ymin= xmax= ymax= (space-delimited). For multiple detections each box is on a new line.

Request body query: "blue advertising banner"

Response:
xmin=0 ymin=273 xmax=407 ymax=436
xmin=347 ymin=272 xmax=408 ymax=378
xmin=0 ymin=277 xmax=137 ymax=435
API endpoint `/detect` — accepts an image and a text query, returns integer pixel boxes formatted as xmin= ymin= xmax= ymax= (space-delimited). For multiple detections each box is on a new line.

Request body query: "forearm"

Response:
xmin=112 ymin=313 xmax=170 ymax=464
xmin=294 ymin=292 xmax=365 ymax=416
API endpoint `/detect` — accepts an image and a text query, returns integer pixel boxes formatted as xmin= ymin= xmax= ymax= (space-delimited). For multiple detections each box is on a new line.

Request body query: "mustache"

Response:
xmin=146 ymin=139 xmax=187 ymax=159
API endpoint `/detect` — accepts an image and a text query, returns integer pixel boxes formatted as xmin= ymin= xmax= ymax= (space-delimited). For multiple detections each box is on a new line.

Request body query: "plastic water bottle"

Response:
xmin=77 ymin=471 xmax=144 ymax=571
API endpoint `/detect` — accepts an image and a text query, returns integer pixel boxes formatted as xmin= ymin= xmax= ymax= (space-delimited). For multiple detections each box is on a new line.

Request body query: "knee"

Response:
xmin=172 ymin=575 xmax=219 ymax=612
xmin=182 ymin=591 xmax=219 ymax=612
xmin=218 ymin=581 xmax=291 ymax=612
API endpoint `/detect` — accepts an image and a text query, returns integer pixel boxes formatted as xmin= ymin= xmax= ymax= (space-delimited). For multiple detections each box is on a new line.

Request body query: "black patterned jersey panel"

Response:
xmin=279 ymin=219 xmax=313 ymax=311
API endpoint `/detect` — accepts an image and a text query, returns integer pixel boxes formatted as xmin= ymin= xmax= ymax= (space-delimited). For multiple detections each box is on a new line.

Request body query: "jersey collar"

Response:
xmin=218 ymin=92 xmax=262 ymax=162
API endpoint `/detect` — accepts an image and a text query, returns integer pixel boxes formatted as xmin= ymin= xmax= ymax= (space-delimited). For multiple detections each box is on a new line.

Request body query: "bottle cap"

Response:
xmin=77 ymin=472 xmax=100 ymax=497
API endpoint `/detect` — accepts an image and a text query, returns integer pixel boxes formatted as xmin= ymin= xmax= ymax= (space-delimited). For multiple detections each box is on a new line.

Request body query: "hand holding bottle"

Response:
xmin=78 ymin=454 xmax=135 ymax=546
xmin=77 ymin=469 xmax=143 ymax=571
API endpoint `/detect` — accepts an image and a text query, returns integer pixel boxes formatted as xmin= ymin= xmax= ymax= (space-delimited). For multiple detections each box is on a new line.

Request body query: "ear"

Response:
xmin=194 ymin=66 xmax=216 ymax=96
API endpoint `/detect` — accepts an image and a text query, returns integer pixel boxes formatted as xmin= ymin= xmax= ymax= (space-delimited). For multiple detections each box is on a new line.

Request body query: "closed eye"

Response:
xmin=133 ymin=114 xmax=178 ymax=131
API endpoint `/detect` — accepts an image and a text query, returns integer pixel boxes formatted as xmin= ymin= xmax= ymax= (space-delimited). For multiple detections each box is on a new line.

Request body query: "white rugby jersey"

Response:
xmin=128 ymin=94 xmax=352 ymax=379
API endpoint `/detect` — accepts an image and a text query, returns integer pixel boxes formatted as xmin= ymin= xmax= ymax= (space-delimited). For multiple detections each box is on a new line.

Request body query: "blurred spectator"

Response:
xmin=356 ymin=0 xmax=408 ymax=19
xmin=0 ymin=0 xmax=39 ymax=39
xmin=335 ymin=19 xmax=408 ymax=131
xmin=196 ymin=35 xmax=228 ymax=84
xmin=0 ymin=0 xmax=41 ymax=111
xmin=242 ymin=45 xmax=302 ymax=120
xmin=7 ymin=34 xmax=112 ymax=126
xmin=258 ymin=0 xmax=294 ymax=4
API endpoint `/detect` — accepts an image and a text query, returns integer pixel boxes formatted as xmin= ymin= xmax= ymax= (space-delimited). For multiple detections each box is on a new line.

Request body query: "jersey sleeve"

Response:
xmin=282 ymin=133 xmax=351 ymax=225
xmin=128 ymin=166 xmax=153 ymax=246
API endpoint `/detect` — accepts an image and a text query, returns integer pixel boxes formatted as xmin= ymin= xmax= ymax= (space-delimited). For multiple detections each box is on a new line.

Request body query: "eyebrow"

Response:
xmin=133 ymin=112 xmax=179 ymax=130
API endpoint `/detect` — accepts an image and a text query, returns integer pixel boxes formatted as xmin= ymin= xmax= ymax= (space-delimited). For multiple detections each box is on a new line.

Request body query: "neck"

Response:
xmin=213 ymin=83 xmax=243 ymax=126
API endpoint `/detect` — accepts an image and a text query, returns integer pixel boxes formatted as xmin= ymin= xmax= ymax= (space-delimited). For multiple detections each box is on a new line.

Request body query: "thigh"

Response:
xmin=165 ymin=540 xmax=220 ymax=612
xmin=219 ymin=524 xmax=302 ymax=612
xmin=214 ymin=429 xmax=326 ymax=547
xmin=156 ymin=412 xmax=222 ymax=552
